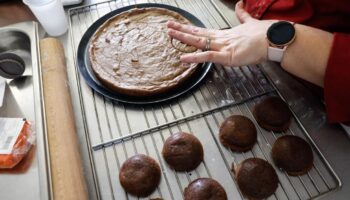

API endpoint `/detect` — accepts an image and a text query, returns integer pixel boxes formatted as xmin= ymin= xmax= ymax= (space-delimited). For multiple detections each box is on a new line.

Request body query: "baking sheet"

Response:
xmin=68 ymin=0 xmax=341 ymax=199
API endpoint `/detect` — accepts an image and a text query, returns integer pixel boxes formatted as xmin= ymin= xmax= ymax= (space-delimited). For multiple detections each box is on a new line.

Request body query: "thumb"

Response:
xmin=235 ymin=1 xmax=253 ymax=23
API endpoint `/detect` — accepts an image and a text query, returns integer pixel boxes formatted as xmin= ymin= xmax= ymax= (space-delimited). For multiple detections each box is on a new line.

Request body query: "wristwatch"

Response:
xmin=267 ymin=21 xmax=296 ymax=62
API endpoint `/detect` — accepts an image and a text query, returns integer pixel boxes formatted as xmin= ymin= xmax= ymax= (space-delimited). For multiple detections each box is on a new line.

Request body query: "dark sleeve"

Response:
xmin=324 ymin=33 xmax=350 ymax=123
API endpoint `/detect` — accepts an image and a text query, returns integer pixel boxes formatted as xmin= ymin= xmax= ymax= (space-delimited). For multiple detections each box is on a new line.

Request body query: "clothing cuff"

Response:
xmin=324 ymin=33 xmax=350 ymax=123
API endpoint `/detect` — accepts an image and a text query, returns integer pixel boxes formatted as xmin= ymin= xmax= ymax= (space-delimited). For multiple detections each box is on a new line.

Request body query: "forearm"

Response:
xmin=281 ymin=24 xmax=333 ymax=87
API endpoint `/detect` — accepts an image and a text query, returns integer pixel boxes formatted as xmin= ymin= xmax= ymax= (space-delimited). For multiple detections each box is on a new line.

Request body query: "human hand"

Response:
xmin=167 ymin=1 xmax=277 ymax=66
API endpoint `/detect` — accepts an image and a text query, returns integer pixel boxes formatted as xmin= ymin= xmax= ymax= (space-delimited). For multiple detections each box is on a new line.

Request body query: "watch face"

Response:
xmin=267 ymin=21 xmax=295 ymax=46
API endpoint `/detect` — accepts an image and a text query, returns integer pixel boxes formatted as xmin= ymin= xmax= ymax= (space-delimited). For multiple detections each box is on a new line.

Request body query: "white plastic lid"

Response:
xmin=23 ymin=0 xmax=56 ymax=7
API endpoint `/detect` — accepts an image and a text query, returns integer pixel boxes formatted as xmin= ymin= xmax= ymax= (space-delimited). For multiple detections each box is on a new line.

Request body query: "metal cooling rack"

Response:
xmin=68 ymin=0 xmax=341 ymax=199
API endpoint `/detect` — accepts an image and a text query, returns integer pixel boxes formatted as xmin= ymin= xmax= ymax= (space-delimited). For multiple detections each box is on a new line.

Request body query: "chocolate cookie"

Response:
xmin=119 ymin=154 xmax=161 ymax=197
xmin=184 ymin=178 xmax=227 ymax=200
xmin=253 ymin=96 xmax=292 ymax=132
xmin=219 ymin=115 xmax=257 ymax=152
xmin=162 ymin=132 xmax=203 ymax=171
xmin=272 ymin=135 xmax=314 ymax=176
xmin=233 ymin=158 xmax=279 ymax=199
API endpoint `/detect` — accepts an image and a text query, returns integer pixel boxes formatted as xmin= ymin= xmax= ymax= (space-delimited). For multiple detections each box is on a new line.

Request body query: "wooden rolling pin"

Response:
xmin=40 ymin=38 xmax=88 ymax=200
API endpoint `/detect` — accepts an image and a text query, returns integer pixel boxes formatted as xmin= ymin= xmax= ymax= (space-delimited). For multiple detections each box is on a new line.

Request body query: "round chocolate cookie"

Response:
xmin=272 ymin=135 xmax=314 ymax=176
xmin=233 ymin=158 xmax=279 ymax=199
xmin=119 ymin=154 xmax=161 ymax=197
xmin=162 ymin=132 xmax=203 ymax=171
xmin=219 ymin=115 xmax=257 ymax=152
xmin=253 ymin=96 xmax=292 ymax=132
xmin=184 ymin=178 xmax=227 ymax=200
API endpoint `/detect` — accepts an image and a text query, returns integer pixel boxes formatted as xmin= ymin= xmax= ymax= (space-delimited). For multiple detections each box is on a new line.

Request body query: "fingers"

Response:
xmin=235 ymin=1 xmax=253 ymax=23
xmin=167 ymin=21 xmax=216 ymax=37
xmin=181 ymin=51 xmax=231 ymax=65
xmin=168 ymin=29 xmax=222 ymax=50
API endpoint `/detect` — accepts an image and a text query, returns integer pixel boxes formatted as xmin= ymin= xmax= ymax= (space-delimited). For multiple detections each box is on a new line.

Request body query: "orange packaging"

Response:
xmin=0 ymin=119 xmax=34 ymax=169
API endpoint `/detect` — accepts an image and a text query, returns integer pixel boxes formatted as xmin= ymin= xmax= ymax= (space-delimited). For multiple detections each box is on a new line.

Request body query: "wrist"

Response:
xmin=258 ymin=20 xmax=278 ymax=62
xmin=266 ymin=21 xmax=296 ymax=63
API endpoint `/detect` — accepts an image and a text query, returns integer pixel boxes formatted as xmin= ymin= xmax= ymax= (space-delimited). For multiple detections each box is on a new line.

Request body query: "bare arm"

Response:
xmin=281 ymin=24 xmax=333 ymax=87
xmin=167 ymin=1 xmax=333 ymax=87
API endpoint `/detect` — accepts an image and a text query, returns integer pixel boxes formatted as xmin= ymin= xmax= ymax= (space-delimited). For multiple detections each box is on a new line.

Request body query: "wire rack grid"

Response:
xmin=67 ymin=0 xmax=341 ymax=199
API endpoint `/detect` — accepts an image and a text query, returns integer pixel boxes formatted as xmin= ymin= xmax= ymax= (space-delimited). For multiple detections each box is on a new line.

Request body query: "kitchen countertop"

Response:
xmin=1 ymin=0 xmax=349 ymax=199
xmin=0 ymin=0 xmax=35 ymax=26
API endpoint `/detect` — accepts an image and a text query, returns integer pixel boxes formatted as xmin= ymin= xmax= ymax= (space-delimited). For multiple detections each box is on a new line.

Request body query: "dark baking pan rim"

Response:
xmin=77 ymin=3 xmax=212 ymax=105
